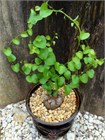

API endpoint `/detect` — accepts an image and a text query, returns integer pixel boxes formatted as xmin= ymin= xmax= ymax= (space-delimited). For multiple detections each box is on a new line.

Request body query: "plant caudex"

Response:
xmin=3 ymin=2 xmax=104 ymax=97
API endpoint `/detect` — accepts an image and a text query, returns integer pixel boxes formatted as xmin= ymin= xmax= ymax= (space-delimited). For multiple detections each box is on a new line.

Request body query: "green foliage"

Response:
xmin=11 ymin=63 xmax=20 ymax=73
xmin=40 ymin=2 xmax=53 ymax=18
xmin=86 ymin=69 xmax=94 ymax=78
xmin=26 ymin=74 xmax=38 ymax=83
xmin=64 ymin=84 xmax=72 ymax=95
xmin=28 ymin=3 xmax=53 ymax=25
xmin=8 ymin=54 xmax=16 ymax=62
xmin=21 ymin=31 xmax=28 ymax=38
xmin=68 ymin=61 xmax=75 ymax=71
xmin=12 ymin=37 xmax=20 ymax=45
xmin=45 ymin=52 xmax=56 ymax=66
xmin=3 ymin=47 xmax=12 ymax=56
xmin=64 ymin=70 xmax=71 ymax=80
xmin=3 ymin=2 xmax=104 ymax=97
xmin=27 ymin=29 xmax=33 ymax=36
xmin=76 ymin=51 xmax=83 ymax=59
xmin=80 ymin=73 xmax=88 ymax=84
xmin=79 ymin=31 xmax=90 ymax=40
xmin=33 ymin=35 xmax=46 ymax=49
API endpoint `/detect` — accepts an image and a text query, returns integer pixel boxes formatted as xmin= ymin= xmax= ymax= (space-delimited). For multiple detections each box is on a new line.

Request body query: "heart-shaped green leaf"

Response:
xmin=33 ymin=35 xmax=46 ymax=49
xmin=76 ymin=51 xmax=83 ymax=59
xmin=11 ymin=63 xmax=20 ymax=73
xmin=80 ymin=31 xmax=90 ymax=40
xmin=68 ymin=61 xmax=75 ymax=71
xmin=45 ymin=52 xmax=56 ymax=66
xmin=64 ymin=70 xmax=71 ymax=80
xmin=7 ymin=54 xmax=16 ymax=62
xmin=26 ymin=74 xmax=38 ymax=83
xmin=40 ymin=2 xmax=53 ymax=18
xmin=12 ymin=37 xmax=20 ymax=45
xmin=3 ymin=47 xmax=12 ymax=56
xmin=80 ymin=73 xmax=88 ymax=83
xmin=21 ymin=31 xmax=28 ymax=38
xmin=28 ymin=9 xmax=42 ymax=25
xmin=87 ymin=69 xmax=94 ymax=78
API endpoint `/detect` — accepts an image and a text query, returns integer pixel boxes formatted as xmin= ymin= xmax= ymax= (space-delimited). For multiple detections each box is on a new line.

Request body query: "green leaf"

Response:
xmin=74 ymin=61 xmax=81 ymax=70
xmin=8 ymin=54 xmax=16 ymax=62
xmin=80 ymin=31 xmax=90 ymax=40
xmin=80 ymin=73 xmax=88 ymax=84
xmin=35 ymin=6 xmax=40 ymax=11
xmin=35 ymin=57 xmax=42 ymax=65
xmin=46 ymin=35 xmax=51 ymax=40
xmin=33 ymin=35 xmax=46 ymax=49
xmin=27 ymin=29 xmax=33 ymax=36
xmin=28 ymin=9 xmax=42 ymax=25
xmin=68 ymin=61 xmax=75 ymax=71
xmin=57 ymin=65 xmax=67 ymax=75
xmin=64 ymin=70 xmax=71 ymax=80
xmin=42 ymin=82 xmax=52 ymax=93
xmin=45 ymin=52 xmax=56 ymax=66
xmin=55 ymin=62 xmax=60 ymax=71
xmin=43 ymin=68 xmax=50 ymax=79
xmin=92 ymin=61 xmax=98 ymax=68
xmin=87 ymin=69 xmax=94 ymax=78
xmin=37 ymin=65 xmax=45 ymax=72
xmin=72 ymin=75 xmax=79 ymax=84
xmin=84 ymin=57 xmax=93 ymax=64
xmin=64 ymin=84 xmax=72 ymax=95
xmin=11 ymin=63 xmax=20 ymax=73
xmin=38 ymin=48 xmax=49 ymax=60
xmin=71 ymin=22 xmax=74 ymax=27
xmin=72 ymin=56 xmax=81 ymax=69
xmin=89 ymin=49 xmax=96 ymax=56
xmin=20 ymin=31 xmax=28 ymax=38
xmin=96 ymin=58 xmax=104 ymax=66
xmin=3 ymin=47 xmax=12 ymax=56
xmin=46 ymin=42 xmax=51 ymax=47
xmin=26 ymin=74 xmax=38 ymax=84
xmin=37 ymin=73 xmax=43 ymax=80
xmin=58 ymin=76 xmax=65 ymax=86
xmin=28 ymin=23 xmax=33 ymax=29
xmin=28 ymin=44 xmax=40 ymax=55
xmin=76 ymin=51 xmax=83 ymax=59
xmin=69 ymin=82 xmax=79 ymax=89
xmin=32 ymin=64 xmax=37 ymax=71
xmin=40 ymin=2 xmax=53 ymax=18
xmin=22 ymin=64 xmax=31 ymax=75
xmin=12 ymin=37 xmax=20 ymax=45
xmin=39 ymin=77 xmax=48 ymax=84
xmin=81 ymin=44 xmax=85 ymax=50
xmin=83 ymin=46 xmax=90 ymax=54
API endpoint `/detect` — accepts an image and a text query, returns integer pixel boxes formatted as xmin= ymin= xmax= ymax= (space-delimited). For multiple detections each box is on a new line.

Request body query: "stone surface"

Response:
xmin=13 ymin=108 xmax=28 ymax=125
xmin=67 ymin=132 xmax=75 ymax=140
xmin=0 ymin=101 xmax=105 ymax=140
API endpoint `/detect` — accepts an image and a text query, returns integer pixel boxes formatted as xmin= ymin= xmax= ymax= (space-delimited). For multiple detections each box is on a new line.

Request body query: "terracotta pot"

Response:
xmin=26 ymin=84 xmax=81 ymax=139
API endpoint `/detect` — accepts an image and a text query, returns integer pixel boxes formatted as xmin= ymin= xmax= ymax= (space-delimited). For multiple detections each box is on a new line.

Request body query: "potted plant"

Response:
xmin=3 ymin=2 xmax=104 ymax=139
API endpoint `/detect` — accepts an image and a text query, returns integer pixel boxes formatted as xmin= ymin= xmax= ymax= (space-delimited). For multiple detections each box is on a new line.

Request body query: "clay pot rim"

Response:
xmin=26 ymin=84 xmax=81 ymax=126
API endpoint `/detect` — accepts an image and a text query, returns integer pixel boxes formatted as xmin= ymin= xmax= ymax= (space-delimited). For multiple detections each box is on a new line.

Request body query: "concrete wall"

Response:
xmin=0 ymin=0 xmax=31 ymax=107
